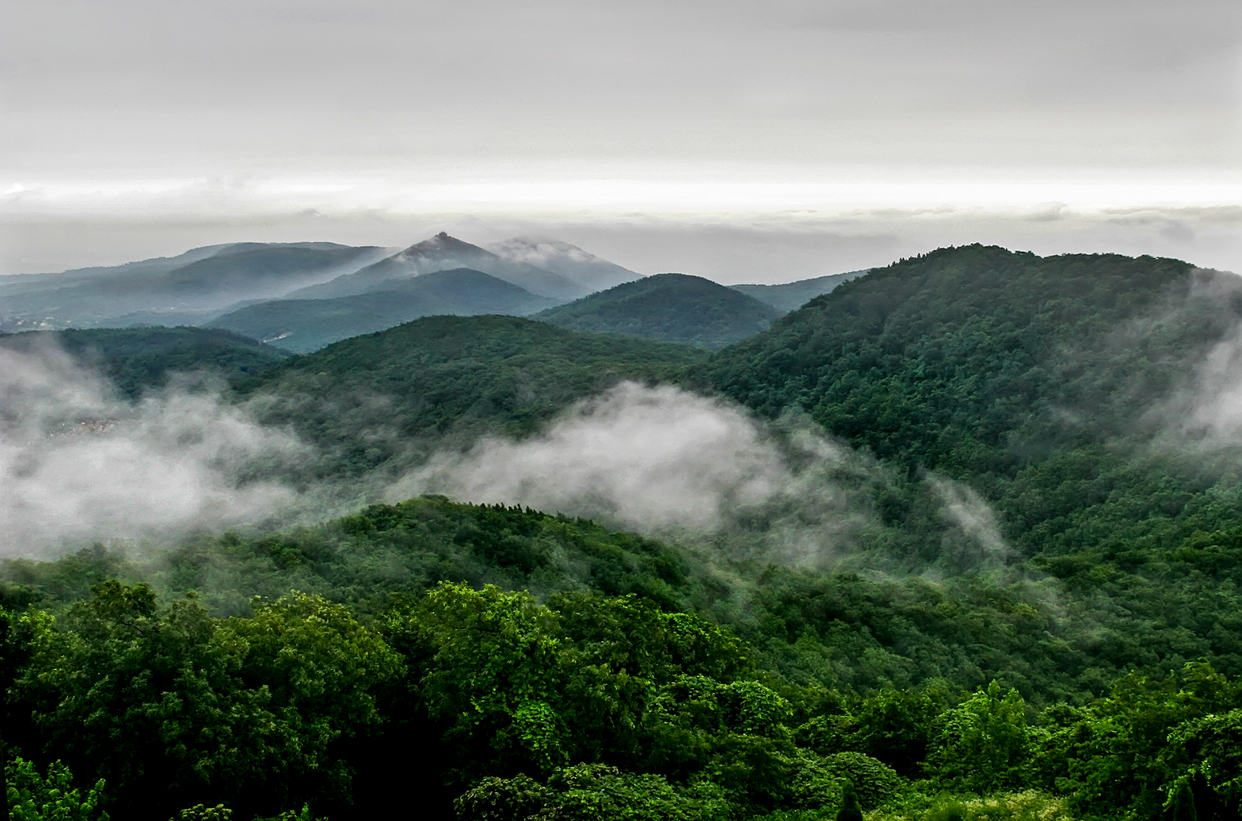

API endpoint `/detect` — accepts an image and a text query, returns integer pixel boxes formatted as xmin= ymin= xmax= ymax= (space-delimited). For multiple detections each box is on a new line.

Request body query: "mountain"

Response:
xmin=288 ymin=232 xmax=586 ymax=301
xmin=487 ymin=236 xmax=642 ymax=293
xmin=730 ymin=270 xmax=867 ymax=312
xmin=236 ymin=314 xmax=709 ymax=477
xmin=208 ymin=268 xmax=557 ymax=352
xmin=0 ymin=326 xmax=288 ymax=398
xmin=0 ymin=243 xmax=389 ymax=330
xmin=699 ymin=245 xmax=1242 ymax=558
xmin=533 ymin=273 xmax=782 ymax=349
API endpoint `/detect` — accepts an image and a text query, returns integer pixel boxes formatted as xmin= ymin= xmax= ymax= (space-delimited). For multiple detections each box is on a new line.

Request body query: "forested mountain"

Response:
xmin=7 ymin=245 xmax=1242 ymax=820
xmin=698 ymin=245 xmax=1242 ymax=554
xmin=0 ymin=243 xmax=389 ymax=330
xmin=534 ymin=273 xmax=782 ymax=349
xmin=0 ymin=326 xmax=287 ymax=398
xmin=730 ymin=270 xmax=867 ymax=312
xmin=488 ymin=236 xmax=643 ymax=293
xmin=207 ymin=268 xmax=557 ymax=352
xmin=235 ymin=314 xmax=709 ymax=477
xmin=288 ymin=232 xmax=587 ymax=301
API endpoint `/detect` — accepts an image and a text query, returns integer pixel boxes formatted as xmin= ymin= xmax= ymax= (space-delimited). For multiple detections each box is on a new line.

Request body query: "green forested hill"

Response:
xmin=0 ymin=325 xmax=288 ymax=398
xmin=535 ymin=273 xmax=782 ymax=349
xmin=697 ymin=245 xmax=1242 ymax=663
xmin=236 ymin=314 xmax=709 ymax=476
xmin=701 ymin=245 xmax=1206 ymax=465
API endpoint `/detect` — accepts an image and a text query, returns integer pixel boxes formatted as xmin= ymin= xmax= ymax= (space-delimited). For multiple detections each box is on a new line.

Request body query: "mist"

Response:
xmin=0 ymin=340 xmax=308 ymax=555
xmin=388 ymin=381 xmax=1017 ymax=573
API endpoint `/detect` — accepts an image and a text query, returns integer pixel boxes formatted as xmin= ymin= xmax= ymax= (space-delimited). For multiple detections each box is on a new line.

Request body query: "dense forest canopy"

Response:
xmin=4 ymin=245 xmax=1242 ymax=819
xmin=536 ymin=273 xmax=783 ymax=350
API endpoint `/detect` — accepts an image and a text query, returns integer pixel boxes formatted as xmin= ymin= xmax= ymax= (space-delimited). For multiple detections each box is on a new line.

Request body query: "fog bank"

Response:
xmin=0 ymin=341 xmax=307 ymax=555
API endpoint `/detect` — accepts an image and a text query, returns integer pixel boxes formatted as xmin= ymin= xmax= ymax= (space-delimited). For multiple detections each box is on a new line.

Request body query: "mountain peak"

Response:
xmin=398 ymin=232 xmax=491 ymax=260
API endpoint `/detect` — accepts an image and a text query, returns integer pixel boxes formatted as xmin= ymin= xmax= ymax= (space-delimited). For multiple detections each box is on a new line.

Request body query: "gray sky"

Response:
xmin=3 ymin=0 xmax=1241 ymax=279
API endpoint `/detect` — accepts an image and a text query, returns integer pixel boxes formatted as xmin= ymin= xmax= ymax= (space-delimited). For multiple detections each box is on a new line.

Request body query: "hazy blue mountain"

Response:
xmin=288 ymin=233 xmax=586 ymax=302
xmin=0 ymin=326 xmax=288 ymax=399
xmin=533 ymin=272 xmax=782 ymax=350
xmin=729 ymin=270 xmax=867 ymax=312
xmin=487 ymin=236 xmax=642 ymax=293
xmin=0 ymin=243 xmax=389 ymax=331
xmin=208 ymin=268 xmax=557 ymax=352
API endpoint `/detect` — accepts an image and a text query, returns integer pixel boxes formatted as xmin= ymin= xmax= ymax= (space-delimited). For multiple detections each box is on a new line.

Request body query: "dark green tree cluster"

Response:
xmin=4 ymin=582 xmax=1242 ymax=820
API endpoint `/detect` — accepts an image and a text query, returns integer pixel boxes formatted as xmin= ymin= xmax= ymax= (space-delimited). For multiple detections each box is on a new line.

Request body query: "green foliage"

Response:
xmin=7 ymin=758 xmax=109 ymax=821
xmin=872 ymin=791 xmax=1072 ymax=821
xmin=820 ymin=753 xmax=900 ymax=809
xmin=540 ymin=763 xmax=730 ymax=821
xmin=928 ymin=682 xmax=1030 ymax=792
xmin=535 ymin=273 xmax=782 ymax=350
xmin=14 ymin=583 xmax=398 ymax=820
xmin=235 ymin=315 xmax=708 ymax=477
xmin=455 ymin=774 xmax=551 ymax=821
xmin=170 ymin=806 xmax=230 ymax=821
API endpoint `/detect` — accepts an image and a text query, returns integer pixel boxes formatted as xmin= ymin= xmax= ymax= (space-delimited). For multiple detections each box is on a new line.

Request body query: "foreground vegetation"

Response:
xmin=1 ymin=571 xmax=1239 ymax=820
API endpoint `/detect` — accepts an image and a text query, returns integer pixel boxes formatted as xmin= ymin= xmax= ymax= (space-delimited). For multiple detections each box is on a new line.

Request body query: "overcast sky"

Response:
xmin=3 ymin=0 xmax=1240 ymax=279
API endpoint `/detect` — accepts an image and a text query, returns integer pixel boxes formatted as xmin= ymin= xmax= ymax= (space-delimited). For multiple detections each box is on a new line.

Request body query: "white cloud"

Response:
xmin=0 ymin=340 xmax=307 ymax=555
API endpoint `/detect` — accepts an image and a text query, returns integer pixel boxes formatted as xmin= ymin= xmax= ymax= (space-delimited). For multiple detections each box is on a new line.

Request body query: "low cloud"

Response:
xmin=0 ymin=340 xmax=307 ymax=555
xmin=1143 ymin=269 xmax=1242 ymax=447
xmin=388 ymin=381 xmax=876 ymax=567
xmin=926 ymin=474 xmax=1010 ymax=572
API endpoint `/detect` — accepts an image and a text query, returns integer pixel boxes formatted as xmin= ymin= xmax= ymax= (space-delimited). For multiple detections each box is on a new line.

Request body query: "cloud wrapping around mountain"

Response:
xmin=0 ymin=341 xmax=306 ymax=555
xmin=388 ymin=382 xmax=880 ymax=565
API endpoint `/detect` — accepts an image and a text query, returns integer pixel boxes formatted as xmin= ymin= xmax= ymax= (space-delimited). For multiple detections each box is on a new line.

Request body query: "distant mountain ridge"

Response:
xmin=289 ymin=233 xmax=588 ymax=302
xmin=487 ymin=236 xmax=642 ymax=293
xmin=209 ymin=268 xmax=557 ymax=352
xmin=0 ymin=242 xmax=390 ymax=331
xmin=730 ymin=270 xmax=867 ymax=312
xmin=534 ymin=272 xmax=782 ymax=350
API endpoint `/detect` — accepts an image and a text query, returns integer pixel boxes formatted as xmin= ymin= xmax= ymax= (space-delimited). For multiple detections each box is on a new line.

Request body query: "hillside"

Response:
xmin=730 ymin=270 xmax=867 ymax=312
xmin=0 ymin=243 xmax=387 ymax=330
xmin=488 ymin=236 xmax=642 ymax=293
xmin=208 ymin=268 xmax=556 ymax=352
xmin=534 ymin=273 xmax=782 ymax=349
xmin=0 ymin=325 xmax=288 ymax=398
xmin=289 ymin=232 xmax=586 ymax=301
xmin=699 ymin=245 xmax=1242 ymax=578
xmin=236 ymin=314 xmax=709 ymax=476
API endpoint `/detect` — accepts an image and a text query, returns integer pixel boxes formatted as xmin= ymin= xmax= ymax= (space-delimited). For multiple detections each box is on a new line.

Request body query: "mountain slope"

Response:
xmin=730 ymin=270 xmax=867 ymax=312
xmin=208 ymin=268 xmax=557 ymax=352
xmin=533 ymin=273 xmax=782 ymax=350
xmin=237 ymin=314 xmax=709 ymax=476
xmin=0 ymin=243 xmax=388 ymax=330
xmin=488 ymin=236 xmax=642 ymax=293
xmin=289 ymin=232 xmax=586 ymax=301
xmin=699 ymin=245 xmax=1242 ymax=556
xmin=0 ymin=326 xmax=288 ymax=399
